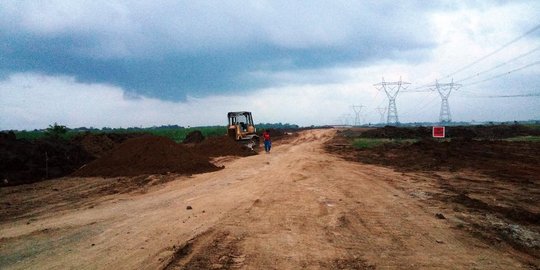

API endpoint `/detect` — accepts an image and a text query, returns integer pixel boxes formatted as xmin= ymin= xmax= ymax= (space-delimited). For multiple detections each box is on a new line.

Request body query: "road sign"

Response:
xmin=432 ymin=126 xmax=445 ymax=138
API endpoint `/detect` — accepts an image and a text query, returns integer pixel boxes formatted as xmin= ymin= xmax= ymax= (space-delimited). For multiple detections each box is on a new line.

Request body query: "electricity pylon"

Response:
xmin=351 ymin=105 xmax=364 ymax=126
xmin=431 ymin=79 xmax=462 ymax=123
xmin=376 ymin=107 xmax=387 ymax=124
xmin=341 ymin=113 xmax=353 ymax=125
xmin=374 ymin=77 xmax=410 ymax=125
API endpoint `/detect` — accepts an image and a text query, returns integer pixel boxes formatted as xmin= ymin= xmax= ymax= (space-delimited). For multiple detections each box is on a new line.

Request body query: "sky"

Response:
xmin=1 ymin=0 xmax=539 ymax=130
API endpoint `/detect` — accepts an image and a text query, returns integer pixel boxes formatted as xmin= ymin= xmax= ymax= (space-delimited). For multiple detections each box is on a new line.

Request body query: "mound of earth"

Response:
xmin=183 ymin=130 xmax=205 ymax=144
xmin=73 ymin=135 xmax=220 ymax=177
xmin=192 ymin=136 xmax=256 ymax=157
xmin=72 ymin=133 xmax=145 ymax=158
xmin=1 ymin=132 xmax=93 ymax=186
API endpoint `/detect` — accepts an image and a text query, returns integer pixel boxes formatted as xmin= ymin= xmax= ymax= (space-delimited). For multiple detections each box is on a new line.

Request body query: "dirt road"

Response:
xmin=0 ymin=129 xmax=534 ymax=269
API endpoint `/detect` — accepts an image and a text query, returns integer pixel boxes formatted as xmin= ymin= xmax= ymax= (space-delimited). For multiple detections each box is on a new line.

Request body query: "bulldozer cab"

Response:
xmin=227 ymin=111 xmax=259 ymax=149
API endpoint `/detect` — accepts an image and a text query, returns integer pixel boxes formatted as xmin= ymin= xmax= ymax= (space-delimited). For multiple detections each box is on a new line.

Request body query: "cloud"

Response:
xmin=2 ymin=71 xmax=539 ymax=131
xmin=0 ymin=1 xmax=441 ymax=100
xmin=0 ymin=1 xmax=438 ymax=57
xmin=1 ymin=1 xmax=539 ymax=129
xmin=0 ymin=72 xmax=376 ymax=130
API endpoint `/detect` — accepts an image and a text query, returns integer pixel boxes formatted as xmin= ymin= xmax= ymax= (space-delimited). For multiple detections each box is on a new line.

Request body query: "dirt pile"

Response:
xmin=72 ymin=133 xmax=145 ymax=158
xmin=73 ymin=135 xmax=220 ymax=177
xmin=1 ymin=133 xmax=93 ymax=186
xmin=192 ymin=136 xmax=256 ymax=157
xmin=183 ymin=130 xmax=205 ymax=144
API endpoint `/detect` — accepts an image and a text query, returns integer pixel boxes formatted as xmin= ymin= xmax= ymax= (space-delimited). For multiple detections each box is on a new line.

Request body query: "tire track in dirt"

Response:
xmin=164 ymin=130 xmax=528 ymax=269
xmin=1 ymin=129 xmax=534 ymax=269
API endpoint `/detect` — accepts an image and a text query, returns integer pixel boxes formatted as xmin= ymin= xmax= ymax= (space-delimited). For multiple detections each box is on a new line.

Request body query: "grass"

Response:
xmin=505 ymin=136 xmax=540 ymax=142
xmin=352 ymin=138 xmax=417 ymax=149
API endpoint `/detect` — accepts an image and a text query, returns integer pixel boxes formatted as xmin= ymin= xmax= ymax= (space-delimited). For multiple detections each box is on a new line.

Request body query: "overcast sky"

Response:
xmin=1 ymin=0 xmax=539 ymax=130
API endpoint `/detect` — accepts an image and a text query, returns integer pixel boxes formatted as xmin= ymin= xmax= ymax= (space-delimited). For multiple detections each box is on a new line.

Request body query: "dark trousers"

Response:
xmin=264 ymin=140 xmax=271 ymax=152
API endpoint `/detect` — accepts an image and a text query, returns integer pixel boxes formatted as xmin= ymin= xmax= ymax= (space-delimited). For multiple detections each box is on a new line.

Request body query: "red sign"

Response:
xmin=433 ymin=126 xmax=445 ymax=138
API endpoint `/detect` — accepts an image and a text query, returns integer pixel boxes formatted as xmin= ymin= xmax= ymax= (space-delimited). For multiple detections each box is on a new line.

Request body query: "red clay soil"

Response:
xmin=191 ymin=135 xmax=257 ymax=157
xmin=71 ymin=133 xmax=146 ymax=158
xmin=72 ymin=135 xmax=220 ymax=177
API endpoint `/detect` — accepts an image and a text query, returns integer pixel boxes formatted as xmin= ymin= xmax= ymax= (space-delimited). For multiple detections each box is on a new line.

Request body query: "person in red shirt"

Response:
xmin=262 ymin=129 xmax=271 ymax=153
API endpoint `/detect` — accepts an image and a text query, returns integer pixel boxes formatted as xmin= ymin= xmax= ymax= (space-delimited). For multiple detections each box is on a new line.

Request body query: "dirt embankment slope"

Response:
xmin=1 ymin=131 xmax=261 ymax=185
xmin=72 ymin=135 xmax=221 ymax=177
xmin=1 ymin=129 xmax=537 ymax=269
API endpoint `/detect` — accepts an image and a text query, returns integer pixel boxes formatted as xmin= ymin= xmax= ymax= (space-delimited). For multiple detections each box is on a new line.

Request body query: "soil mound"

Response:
xmin=72 ymin=133 xmax=145 ymax=158
xmin=193 ymin=136 xmax=256 ymax=157
xmin=1 ymin=134 xmax=93 ymax=186
xmin=73 ymin=135 xmax=220 ymax=177
xmin=183 ymin=130 xmax=205 ymax=144
xmin=75 ymin=134 xmax=115 ymax=158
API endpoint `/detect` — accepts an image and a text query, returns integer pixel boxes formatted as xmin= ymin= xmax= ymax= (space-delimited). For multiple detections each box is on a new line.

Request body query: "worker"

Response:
xmin=262 ymin=129 xmax=271 ymax=153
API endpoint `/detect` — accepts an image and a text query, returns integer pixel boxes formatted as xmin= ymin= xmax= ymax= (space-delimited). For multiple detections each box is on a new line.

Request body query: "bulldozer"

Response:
xmin=227 ymin=111 xmax=259 ymax=149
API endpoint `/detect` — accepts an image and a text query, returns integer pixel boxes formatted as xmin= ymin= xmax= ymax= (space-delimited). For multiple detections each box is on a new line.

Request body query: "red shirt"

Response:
xmin=263 ymin=132 xmax=270 ymax=141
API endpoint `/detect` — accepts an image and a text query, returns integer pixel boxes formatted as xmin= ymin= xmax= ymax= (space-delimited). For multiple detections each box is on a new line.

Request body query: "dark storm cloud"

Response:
xmin=0 ymin=1 xmax=463 ymax=100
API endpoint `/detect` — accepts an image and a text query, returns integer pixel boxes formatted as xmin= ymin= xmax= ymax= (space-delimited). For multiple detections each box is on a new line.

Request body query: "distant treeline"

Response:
xmin=9 ymin=123 xmax=300 ymax=142
xmin=256 ymin=123 xmax=299 ymax=130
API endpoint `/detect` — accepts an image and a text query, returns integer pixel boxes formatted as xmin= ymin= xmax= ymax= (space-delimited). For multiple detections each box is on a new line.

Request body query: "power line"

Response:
xmin=399 ymin=92 xmax=439 ymax=118
xmin=444 ymin=22 xmax=540 ymax=79
xmin=456 ymin=45 xmax=540 ymax=83
xmin=461 ymin=92 xmax=540 ymax=98
xmin=464 ymin=60 xmax=540 ymax=86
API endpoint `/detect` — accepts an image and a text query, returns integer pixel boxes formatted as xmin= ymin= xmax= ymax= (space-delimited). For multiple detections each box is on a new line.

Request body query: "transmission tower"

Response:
xmin=431 ymin=79 xmax=462 ymax=123
xmin=374 ymin=77 xmax=410 ymax=125
xmin=376 ymin=107 xmax=387 ymax=124
xmin=340 ymin=113 xmax=353 ymax=125
xmin=351 ymin=105 xmax=364 ymax=126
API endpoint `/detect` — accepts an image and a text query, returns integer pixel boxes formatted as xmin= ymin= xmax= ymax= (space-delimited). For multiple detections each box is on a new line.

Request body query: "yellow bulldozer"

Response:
xmin=227 ymin=111 xmax=259 ymax=149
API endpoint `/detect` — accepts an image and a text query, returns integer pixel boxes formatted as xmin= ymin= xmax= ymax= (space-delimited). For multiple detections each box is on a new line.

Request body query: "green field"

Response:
xmin=13 ymin=126 xmax=227 ymax=143
xmin=11 ymin=122 xmax=299 ymax=142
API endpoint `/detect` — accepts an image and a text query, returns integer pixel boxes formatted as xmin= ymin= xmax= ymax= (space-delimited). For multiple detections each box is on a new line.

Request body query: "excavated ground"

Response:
xmin=0 ymin=128 xmax=538 ymax=269
xmin=1 ymin=131 xmax=267 ymax=186
xmin=326 ymin=127 xmax=540 ymax=259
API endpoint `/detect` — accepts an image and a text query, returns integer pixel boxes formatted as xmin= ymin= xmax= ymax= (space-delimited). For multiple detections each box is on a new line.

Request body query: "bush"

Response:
xmin=44 ymin=123 xmax=68 ymax=139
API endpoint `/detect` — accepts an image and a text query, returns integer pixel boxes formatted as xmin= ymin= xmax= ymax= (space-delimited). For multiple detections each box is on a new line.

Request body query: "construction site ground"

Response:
xmin=1 ymin=129 xmax=538 ymax=269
